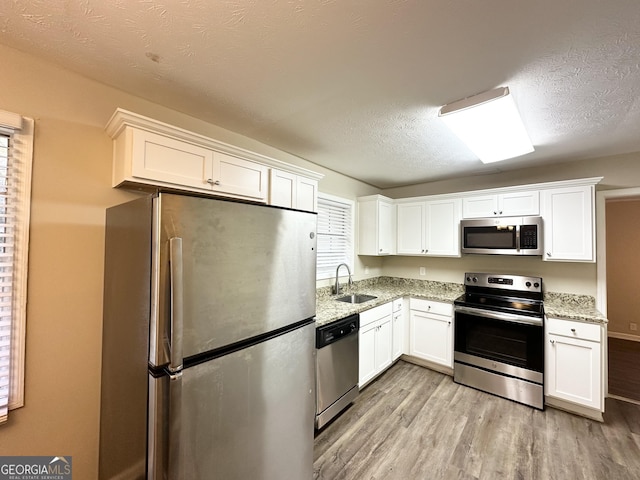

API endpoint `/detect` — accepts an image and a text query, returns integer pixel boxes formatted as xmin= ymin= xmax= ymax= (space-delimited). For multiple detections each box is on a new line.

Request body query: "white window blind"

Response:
xmin=316 ymin=194 xmax=354 ymax=281
xmin=0 ymin=111 xmax=33 ymax=424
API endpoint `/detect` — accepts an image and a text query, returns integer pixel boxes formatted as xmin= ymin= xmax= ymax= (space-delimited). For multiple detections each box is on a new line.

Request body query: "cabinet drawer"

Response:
xmin=546 ymin=317 xmax=601 ymax=342
xmin=392 ymin=298 xmax=403 ymax=313
xmin=410 ymin=298 xmax=452 ymax=316
xmin=360 ymin=302 xmax=393 ymax=327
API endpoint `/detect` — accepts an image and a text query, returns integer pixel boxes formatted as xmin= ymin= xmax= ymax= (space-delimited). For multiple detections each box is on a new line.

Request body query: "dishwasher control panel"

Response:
xmin=316 ymin=314 xmax=359 ymax=348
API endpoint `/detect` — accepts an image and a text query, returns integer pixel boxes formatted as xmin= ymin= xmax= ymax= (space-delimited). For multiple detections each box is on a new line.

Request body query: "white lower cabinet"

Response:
xmin=545 ymin=317 xmax=603 ymax=411
xmin=409 ymin=298 xmax=453 ymax=369
xmin=359 ymin=302 xmax=393 ymax=387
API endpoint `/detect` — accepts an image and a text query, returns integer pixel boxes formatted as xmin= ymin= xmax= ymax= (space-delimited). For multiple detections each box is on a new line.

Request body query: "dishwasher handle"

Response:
xmin=316 ymin=314 xmax=359 ymax=349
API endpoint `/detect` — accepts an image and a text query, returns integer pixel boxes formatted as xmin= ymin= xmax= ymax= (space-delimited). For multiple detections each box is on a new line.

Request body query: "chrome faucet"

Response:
xmin=333 ymin=263 xmax=353 ymax=295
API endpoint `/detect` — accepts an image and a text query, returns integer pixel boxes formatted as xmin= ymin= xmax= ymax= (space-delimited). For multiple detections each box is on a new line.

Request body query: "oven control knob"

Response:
xmin=534 ymin=282 xmax=540 ymax=288
xmin=472 ymin=276 xmax=478 ymax=283
xmin=526 ymin=281 xmax=531 ymax=288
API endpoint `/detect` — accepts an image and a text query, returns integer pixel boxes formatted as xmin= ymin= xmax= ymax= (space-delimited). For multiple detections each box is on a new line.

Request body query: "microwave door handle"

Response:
xmin=515 ymin=224 xmax=521 ymax=252
xmin=169 ymin=237 xmax=184 ymax=373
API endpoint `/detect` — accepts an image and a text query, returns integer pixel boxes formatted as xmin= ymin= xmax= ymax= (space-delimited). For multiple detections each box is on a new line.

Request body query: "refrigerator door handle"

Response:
xmin=169 ymin=237 xmax=184 ymax=373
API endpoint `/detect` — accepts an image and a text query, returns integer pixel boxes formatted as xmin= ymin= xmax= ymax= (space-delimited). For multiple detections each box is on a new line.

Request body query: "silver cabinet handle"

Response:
xmin=546 ymin=252 xmax=552 ymax=257
xmin=571 ymin=328 xmax=576 ymax=333
xmin=550 ymin=339 xmax=555 ymax=344
xmin=493 ymin=211 xmax=497 ymax=215
xmin=169 ymin=237 xmax=184 ymax=374
xmin=206 ymin=178 xmax=221 ymax=186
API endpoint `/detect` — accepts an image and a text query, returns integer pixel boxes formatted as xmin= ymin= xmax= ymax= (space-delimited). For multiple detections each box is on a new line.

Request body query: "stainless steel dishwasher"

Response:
xmin=315 ymin=313 xmax=359 ymax=429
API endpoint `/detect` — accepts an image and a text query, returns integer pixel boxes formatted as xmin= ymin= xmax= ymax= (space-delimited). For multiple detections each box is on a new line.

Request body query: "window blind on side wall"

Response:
xmin=0 ymin=133 xmax=13 ymax=421
xmin=316 ymin=195 xmax=353 ymax=281
xmin=0 ymin=111 xmax=32 ymax=424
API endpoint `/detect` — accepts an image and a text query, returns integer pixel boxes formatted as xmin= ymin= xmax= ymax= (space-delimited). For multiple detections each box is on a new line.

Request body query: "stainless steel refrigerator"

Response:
xmin=99 ymin=193 xmax=317 ymax=480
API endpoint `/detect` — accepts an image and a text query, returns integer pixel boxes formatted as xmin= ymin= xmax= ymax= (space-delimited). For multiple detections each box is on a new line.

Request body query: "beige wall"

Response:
xmin=0 ymin=44 xmax=375 ymax=479
xmin=606 ymin=198 xmax=640 ymax=338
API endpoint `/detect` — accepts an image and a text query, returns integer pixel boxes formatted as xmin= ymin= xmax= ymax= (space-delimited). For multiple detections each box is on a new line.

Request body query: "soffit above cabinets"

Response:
xmin=2 ymin=1 xmax=640 ymax=188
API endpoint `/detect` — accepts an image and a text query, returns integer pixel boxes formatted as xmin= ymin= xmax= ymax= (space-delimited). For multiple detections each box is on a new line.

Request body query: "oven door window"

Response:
xmin=454 ymin=311 xmax=543 ymax=373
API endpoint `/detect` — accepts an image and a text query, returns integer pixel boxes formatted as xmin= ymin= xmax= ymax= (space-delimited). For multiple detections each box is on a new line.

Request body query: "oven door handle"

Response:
xmin=455 ymin=305 xmax=543 ymax=327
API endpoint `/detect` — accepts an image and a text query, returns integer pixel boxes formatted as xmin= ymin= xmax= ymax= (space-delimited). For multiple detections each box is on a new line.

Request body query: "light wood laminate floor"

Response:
xmin=314 ymin=361 xmax=640 ymax=480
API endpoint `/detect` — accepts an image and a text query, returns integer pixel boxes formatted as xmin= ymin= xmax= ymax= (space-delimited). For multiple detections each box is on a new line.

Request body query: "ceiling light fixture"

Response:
xmin=438 ymin=86 xmax=534 ymax=164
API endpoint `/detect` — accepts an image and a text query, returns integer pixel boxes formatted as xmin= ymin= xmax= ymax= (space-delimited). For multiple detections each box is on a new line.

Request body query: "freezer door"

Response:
xmin=148 ymin=322 xmax=316 ymax=480
xmin=150 ymin=194 xmax=317 ymax=366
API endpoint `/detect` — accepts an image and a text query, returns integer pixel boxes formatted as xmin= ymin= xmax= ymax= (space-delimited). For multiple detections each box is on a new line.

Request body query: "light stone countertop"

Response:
xmin=315 ymin=276 xmax=607 ymax=327
xmin=543 ymin=292 xmax=607 ymax=324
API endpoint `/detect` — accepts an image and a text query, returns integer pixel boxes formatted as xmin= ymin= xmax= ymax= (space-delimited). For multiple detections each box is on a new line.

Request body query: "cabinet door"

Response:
xmin=211 ymin=152 xmax=268 ymax=202
xmin=396 ymin=202 xmax=426 ymax=254
xmin=378 ymin=201 xmax=394 ymax=255
xmin=462 ymin=195 xmax=498 ymax=218
xmin=296 ymin=177 xmax=318 ymax=213
xmin=375 ymin=316 xmax=393 ymax=373
xmin=131 ymin=129 xmax=214 ymax=190
xmin=545 ymin=333 xmax=601 ymax=409
xmin=358 ymin=197 xmax=395 ymax=256
xmin=424 ymin=198 xmax=461 ymax=256
xmin=392 ymin=311 xmax=404 ymax=360
xmin=269 ymin=169 xmax=297 ymax=208
xmin=409 ymin=310 xmax=452 ymax=367
xmin=541 ymin=185 xmax=594 ymax=261
xmin=499 ymin=190 xmax=539 ymax=216
xmin=359 ymin=322 xmax=377 ymax=387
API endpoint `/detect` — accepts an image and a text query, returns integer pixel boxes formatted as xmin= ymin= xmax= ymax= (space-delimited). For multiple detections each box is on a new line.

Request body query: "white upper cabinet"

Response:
xmin=128 ymin=128 xmax=214 ymax=191
xmin=396 ymin=202 xmax=425 ymax=255
xmin=396 ymin=198 xmax=461 ymax=256
xmin=424 ymin=198 xmax=462 ymax=256
xmin=541 ymin=185 xmax=595 ymax=262
xmin=269 ymin=169 xmax=318 ymax=212
xmin=212 ymin=151 xmax=268 ymax=201
xmin=116 ymin=125 xmax=268 ymax=201
xmin=462 ymin=190 xmax=539 ymax=218
xmin=358 ymin=195 xmax=395 ymax=255
xmin=106 ymin=108 xmax=322 ymax=208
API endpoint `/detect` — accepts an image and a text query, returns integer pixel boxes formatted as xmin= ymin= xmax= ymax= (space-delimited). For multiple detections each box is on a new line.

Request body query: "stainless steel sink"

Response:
xmin=335 ymin=294 xmax=377 ymax=304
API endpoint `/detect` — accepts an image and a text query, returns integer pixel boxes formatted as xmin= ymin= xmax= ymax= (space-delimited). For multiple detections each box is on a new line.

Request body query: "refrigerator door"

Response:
xmin=150 ymin=194 xmax=317 ymax=367
xmin=148 ymin=322 xmax=316 ymax=480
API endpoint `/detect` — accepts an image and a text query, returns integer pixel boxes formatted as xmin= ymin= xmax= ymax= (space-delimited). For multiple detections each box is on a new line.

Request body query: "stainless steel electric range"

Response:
xmin=453 ymin=273 xmax=544 ymax=409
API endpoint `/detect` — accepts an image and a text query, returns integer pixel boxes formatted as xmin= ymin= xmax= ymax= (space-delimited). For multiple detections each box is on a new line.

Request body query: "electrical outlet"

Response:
xmin=630 ymin=322 xmax=637 ymax=332
xmin=419 ymin=267 xmax=426 ymax=276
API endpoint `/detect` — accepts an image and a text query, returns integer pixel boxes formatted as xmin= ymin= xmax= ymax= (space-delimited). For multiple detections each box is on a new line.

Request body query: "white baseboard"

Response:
xmin=608 ymin=331 xmax=640 ymax=342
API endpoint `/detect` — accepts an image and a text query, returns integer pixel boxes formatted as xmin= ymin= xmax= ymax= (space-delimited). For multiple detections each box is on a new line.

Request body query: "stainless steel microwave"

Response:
xmin=461 ymin=216 xmax=543 ymax=255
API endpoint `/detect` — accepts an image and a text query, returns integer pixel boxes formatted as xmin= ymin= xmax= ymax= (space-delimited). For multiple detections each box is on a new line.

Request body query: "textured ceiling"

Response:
xmin=1 ymin=0 xmax=640 ymax=188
